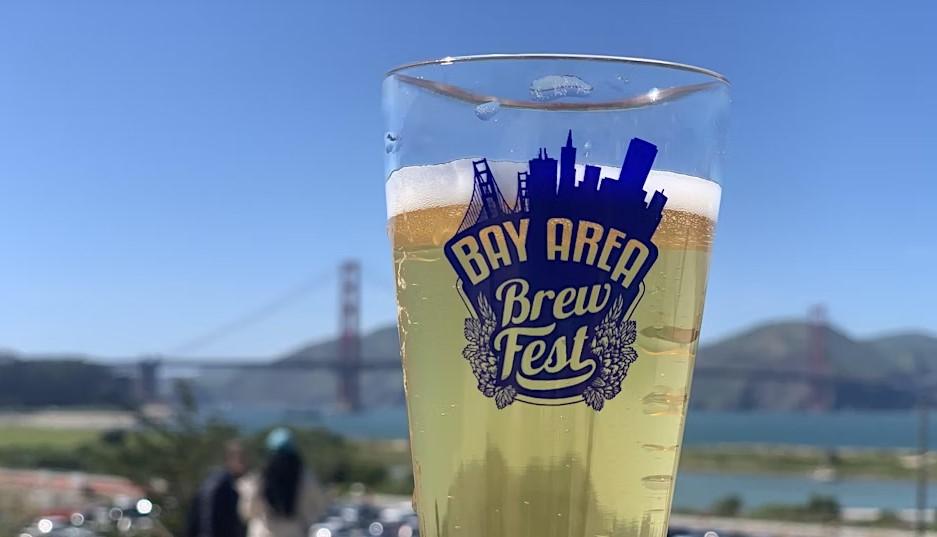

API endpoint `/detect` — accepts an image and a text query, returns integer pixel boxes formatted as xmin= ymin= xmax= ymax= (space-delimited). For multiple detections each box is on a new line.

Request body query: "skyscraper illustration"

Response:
xmin=515 ymin=171 xmax=531 ymax=213
xmin=461 ymin=131 xmax=667 ymax=244
xmin=558 ymin=130 xmax=577 ymax=198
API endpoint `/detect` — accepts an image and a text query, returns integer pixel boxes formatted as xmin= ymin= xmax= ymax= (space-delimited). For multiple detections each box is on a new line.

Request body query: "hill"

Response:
xmin=0 ymin=358 xmax=135 ymax=409
xmin=203 ymin=326 xmax=404 ymax=408
xmin=868 ymin=332 xmax=937 ymax=374
xmin=692 ymin=322 xmax=935 ymax=410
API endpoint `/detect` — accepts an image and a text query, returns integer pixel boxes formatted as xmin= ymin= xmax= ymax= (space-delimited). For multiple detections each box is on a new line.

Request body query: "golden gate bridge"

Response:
xmin=130 ymin=260 xmax=399 ymax=412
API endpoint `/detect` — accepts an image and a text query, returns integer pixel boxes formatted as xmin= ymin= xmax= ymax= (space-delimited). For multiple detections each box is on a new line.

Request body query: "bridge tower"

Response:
xmin=338 ymin=260 xmax=362 ymax=412
xmin=137 ymin=358 xmax=161 ymax=404
xmin=458 ymin=159 xmax=511 ymax=231
xmin=807 ymin=304 xmax=833 ymax=411
xmin=472 ymin=159 xmax=509 ymax=221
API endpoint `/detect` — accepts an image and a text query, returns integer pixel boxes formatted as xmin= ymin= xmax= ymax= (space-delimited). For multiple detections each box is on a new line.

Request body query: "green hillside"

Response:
xmin=206 ymin=326 xmax=404 ymax=408
xmin=691 ymin=321 xmax=927 ymax=411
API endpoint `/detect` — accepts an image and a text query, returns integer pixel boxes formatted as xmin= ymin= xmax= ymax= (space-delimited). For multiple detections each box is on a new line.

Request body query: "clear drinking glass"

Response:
xmin=384 ymin=54 xmax=729 ymax=537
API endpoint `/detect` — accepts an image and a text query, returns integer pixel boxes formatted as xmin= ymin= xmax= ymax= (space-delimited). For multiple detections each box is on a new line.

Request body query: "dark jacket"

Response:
xmin=187 ymin=469 xmax=246 ymax=537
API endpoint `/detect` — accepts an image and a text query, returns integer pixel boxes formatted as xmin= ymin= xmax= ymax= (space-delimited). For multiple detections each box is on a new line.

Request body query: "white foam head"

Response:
xmin=386 ymin=159 xmax=721 ymax=221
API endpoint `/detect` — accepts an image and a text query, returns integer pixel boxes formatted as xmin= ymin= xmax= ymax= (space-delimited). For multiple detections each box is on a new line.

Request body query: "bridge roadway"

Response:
xmin=155 ymin=357 xmax=401 ymax=370
xmin=149 ymin=358 xmax=897 ymax=387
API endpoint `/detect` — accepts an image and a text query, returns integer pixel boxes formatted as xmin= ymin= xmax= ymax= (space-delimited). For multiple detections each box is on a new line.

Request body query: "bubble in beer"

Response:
xmin=530 ymin=74 xmax=593 ymax=101
xmin=641 ymin=475 xmax=673 ymax=490
xmin=474 ymin=100 xmax=501 ymax=121
xmin=385 ymin=132 xmax=400 ymax=154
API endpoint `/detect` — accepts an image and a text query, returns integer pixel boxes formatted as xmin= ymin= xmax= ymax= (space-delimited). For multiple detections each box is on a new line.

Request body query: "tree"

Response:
xmin=90 ymin=381 xmax=238 ymax=535
xmin=710 ymin=494 xmax=743 ymax=517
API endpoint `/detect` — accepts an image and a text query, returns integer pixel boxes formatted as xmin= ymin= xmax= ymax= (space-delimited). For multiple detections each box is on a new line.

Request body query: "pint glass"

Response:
xmin=383 ymin=55 xmax=728 ymax=537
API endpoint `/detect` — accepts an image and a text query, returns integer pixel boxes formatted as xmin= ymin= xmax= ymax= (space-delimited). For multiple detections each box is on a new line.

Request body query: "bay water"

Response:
xmin=215 ymin=406 xmax=935 ymax=509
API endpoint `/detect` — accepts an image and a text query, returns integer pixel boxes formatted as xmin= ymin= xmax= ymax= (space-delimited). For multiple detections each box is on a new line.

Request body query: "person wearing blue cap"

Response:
xmin=238 ymin=428 xmax=327 ymax=537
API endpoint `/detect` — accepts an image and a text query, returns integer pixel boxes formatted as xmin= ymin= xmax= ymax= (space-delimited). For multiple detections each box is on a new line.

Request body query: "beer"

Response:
xmin=388 ymin=159 xmax=719 ymax=537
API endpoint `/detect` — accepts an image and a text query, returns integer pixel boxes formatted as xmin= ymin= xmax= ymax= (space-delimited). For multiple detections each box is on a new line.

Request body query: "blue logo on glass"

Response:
xmin=445 ymin=131 xmax=668 ymax=410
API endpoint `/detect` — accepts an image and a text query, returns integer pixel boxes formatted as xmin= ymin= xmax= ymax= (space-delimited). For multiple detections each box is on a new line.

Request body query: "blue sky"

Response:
xmin=1 ymin=1 xmax=935 ymax=358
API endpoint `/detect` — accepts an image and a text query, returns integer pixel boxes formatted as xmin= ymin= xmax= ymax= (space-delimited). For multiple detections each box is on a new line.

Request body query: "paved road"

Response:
xmin=671 ymin=514 xmax=937 ymax=537
xmin=0 ymin=409 xmax=137 ymax=430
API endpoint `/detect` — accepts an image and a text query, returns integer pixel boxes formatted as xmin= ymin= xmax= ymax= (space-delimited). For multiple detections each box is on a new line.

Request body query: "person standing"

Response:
xmin=239 ymin=428 xmax=327 ymax=537
xmin=187 ymin=440 xmax=249 ymax=537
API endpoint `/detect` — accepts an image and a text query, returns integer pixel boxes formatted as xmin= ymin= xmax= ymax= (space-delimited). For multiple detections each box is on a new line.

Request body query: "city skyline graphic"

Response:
xmin=458 ymin=130 xmax=668 ymax=242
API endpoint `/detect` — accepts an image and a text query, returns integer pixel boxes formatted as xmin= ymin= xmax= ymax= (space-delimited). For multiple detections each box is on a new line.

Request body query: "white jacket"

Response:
xmin=237 ymin=472 xmax=327 ymax=537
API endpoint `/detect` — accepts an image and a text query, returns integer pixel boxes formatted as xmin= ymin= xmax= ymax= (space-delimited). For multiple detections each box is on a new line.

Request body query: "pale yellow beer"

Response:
xmin=388 ymin=162 xmax=718 ymax=537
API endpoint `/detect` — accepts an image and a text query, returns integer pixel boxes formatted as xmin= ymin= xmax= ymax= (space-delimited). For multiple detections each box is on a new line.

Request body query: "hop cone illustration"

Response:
xmin=583 ymin=296 xmax=639 ymax=411
xmin=462 ymin=294 xmax=514 ymax=406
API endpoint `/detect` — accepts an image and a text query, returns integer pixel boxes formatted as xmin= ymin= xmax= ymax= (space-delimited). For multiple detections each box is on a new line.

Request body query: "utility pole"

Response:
xmin=916 ymin=357 xmax=930 ymax=536
xmin=807 ymin=305 xmax=832 ymax=411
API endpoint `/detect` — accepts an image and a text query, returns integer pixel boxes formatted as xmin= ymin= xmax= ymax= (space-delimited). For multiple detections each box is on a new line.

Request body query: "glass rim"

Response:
xmin=385 ymin=53 xmax=729 ymax=85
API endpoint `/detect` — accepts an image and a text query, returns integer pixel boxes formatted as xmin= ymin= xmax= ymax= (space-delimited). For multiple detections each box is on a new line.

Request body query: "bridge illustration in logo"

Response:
xmin=459 ymin=130 xmax=667 ymax=239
